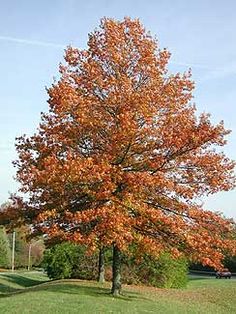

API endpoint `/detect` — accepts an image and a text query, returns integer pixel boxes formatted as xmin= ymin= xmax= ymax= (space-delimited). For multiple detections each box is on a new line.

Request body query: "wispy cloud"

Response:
xmin=1 ymin=35 xmax=235 ymax=81
xmin=170 ymin=60 xmax=213 ymax=70
xmin=200 ymin=62 xmax=236 ymax=82
xmin=170 ymin=59 xmax=236 ymax=81
xmin=0 ymin=35 xmax=65 ymax=49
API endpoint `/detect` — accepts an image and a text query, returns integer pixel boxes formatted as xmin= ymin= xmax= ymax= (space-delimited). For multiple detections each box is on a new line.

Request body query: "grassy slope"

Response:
xmin=0 ymin=272 xmax=236 ymax=314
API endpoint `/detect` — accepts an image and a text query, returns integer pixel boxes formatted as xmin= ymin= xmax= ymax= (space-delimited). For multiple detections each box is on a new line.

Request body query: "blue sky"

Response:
xmin=0 ymin=0 xmax=235 ymax=219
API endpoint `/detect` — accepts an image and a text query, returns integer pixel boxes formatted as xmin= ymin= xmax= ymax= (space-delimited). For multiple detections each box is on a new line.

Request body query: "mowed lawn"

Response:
xmin=0 ymin=271 xmax=235 ymax=314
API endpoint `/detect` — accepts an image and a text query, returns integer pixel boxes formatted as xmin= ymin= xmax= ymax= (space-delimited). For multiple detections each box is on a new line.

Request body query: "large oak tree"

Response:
xmin=3 ymin=18 xmax=236 ymax=295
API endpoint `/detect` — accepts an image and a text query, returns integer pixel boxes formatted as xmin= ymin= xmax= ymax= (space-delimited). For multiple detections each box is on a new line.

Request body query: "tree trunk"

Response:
xmin=98 ymin=247 xmax=105 ymax=283
xmin=111 ymin=245 xmax=122 ymax=296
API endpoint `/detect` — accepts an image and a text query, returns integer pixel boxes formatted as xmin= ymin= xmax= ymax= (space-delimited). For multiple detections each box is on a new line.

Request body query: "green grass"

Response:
xmin=0 ymin=272 xmax=236 ymax=313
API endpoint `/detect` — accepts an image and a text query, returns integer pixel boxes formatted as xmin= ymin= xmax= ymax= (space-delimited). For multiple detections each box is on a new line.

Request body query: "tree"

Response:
xmin=1 ymin=18 xmax=236 ymax=295
xmin=0 ymin=203 xmax=12 ymax=269
xmin=0 ymin=226 xmax=11 ymax=268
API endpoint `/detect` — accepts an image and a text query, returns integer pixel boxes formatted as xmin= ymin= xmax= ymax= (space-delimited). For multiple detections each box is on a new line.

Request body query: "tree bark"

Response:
xmin=98 ymin=247 xmax=105 ymax=283
xmin=111 ymin=245 xmax=122 ymax=296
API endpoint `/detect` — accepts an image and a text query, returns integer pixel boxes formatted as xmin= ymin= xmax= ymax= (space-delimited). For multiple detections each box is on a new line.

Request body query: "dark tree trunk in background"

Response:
xmin=111 ymin=245 xmax=122 ymax=296
xmin=98 ymin=247 xmax=105 ymax=283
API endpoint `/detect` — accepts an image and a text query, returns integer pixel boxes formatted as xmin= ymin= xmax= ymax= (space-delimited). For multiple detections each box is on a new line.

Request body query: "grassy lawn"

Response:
xmin=0 ymin=272 xmax=235 ymax=313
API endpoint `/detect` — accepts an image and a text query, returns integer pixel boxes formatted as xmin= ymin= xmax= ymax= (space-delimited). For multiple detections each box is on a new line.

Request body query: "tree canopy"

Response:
xmin=1 ymin=17 xmax=235 ymax=294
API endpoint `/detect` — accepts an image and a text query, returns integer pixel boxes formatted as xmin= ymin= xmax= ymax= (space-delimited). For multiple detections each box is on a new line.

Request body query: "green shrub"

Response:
xmin=42 ymin=242 xmax=98 ymax=280
xmin=154 ymin=253 xmax=188 ymax=288
xmin=43 ymin=242 xmax=188 ymax=288
xmin=122 ymin=251 xmax=188 ymax=288
xmin=43 ymin=242 xmax=79 ymax=279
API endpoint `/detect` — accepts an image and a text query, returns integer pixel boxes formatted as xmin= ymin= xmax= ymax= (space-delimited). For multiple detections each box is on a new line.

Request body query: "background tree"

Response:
xmin=10 ymin=228 xmax=29 ymax=268
xmin=27 ymin=238 xmax=45 ymax=270
xmin=0 ymin=226 xmax=11 ymax=268
xmin=2 ymin=18 xmax=236 ymax=295
xmin=0 ymin=202 xmax=12 ymax=269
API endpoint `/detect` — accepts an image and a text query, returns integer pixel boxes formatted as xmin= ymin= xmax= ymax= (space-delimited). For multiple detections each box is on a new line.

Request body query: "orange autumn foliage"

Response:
xmin=3 ymin=18 xmax=236 ymax=269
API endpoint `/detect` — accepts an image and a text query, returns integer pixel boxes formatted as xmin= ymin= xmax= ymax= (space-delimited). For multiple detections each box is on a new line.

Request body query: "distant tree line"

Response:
xmin=0 ymin=226 xmax=44 ymax=269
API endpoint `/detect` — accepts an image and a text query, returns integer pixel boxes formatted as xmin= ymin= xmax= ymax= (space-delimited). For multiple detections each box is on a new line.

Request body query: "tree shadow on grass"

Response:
xmin=45 ymin=283 xmax=110 ymax=296
xmin=0 ymin=283 xmax=20 ymax=294
xmin=0 ymin=274 xmax=48 ymax=288
xmin=0 ymin=279 xmax=147 ymax=302
xmin=39 ymin=281 xmax=147 ymax=301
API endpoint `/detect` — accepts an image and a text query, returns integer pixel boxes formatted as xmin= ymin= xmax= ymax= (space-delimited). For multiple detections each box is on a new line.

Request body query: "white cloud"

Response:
xmin=170 ymin=58 xmax=236 ymax=82
xmin=170 ymin=60 xmax=213 ymax=70
xmin=200 ymin=62 xmax=236 ymax=82
xmin=0 ymin=35 xmax=65 ymax=49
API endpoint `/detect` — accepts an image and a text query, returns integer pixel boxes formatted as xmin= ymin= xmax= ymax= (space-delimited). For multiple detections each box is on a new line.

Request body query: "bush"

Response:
xmin=122 ymin=252 xmax=188 ymax=288
xmin=43 ymin=242 xmax=188 ymax=288
xmin=153 ymin=253 xmax=188 ymax=288
xmin=42 ymin=242 xmax=98 ymax=280
xmin=43 ymin=242 xmax=79 ymax=279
